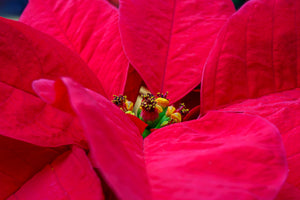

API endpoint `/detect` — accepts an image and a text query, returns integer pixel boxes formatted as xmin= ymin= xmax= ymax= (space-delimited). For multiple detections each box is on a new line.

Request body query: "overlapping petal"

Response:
xmin=0 ymin=135 xmax=68 ymax=199
xmin=7 ymin=147 xmax=104 ymax=200
xmin=0 ymin=17 xmax=104 ymax=147
xmin=200 ymin=0 xmax=300 ymax=198
xmin=20 ymin=0 xmax=129 ymax=99
xmin=201 ymin=0 xmax=300 ymax=113
xmin=119 ymin=0 xmax=235 ymax=103
xmin=35 ymin=77 xmax=289 ymax=200
xmin=219 ymin=89 xmax=300 ymax=199
xmin=144 ymin=111 xmax=288 ymax=200
xmin=35 ymin=77 xmax=152 ymax=200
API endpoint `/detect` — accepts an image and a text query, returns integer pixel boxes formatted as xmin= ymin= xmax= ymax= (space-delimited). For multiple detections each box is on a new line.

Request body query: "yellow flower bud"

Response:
xmin=160 ymin=121 xmax=169 ymax=127
xmin=156 ymin=97 xmax=169 ymax=108
xmin=166 ymin=106 xmax=176 ymax=117
xmin=156 ymin=104 xmax=163 ymax=113
xmin=125 ymin=100 xmax=133 ymax=111
xmin=125 ymin=111 xmax=135 ymax=115
xmin=171 ymin=112 xmax=182 ymax=123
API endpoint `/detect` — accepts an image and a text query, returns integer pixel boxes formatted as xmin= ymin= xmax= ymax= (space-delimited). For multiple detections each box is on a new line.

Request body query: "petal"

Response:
xmin=201 ymin=0 xmax=300 ymax=113
xmin=119 ymin=0 xmax=234 ymax=103
xmin=20 ymin=0 xmax=129 ymax=98
xmin=0 ymin=135 xmax=68 ymax=199
xmin=8 ymin=147 xmax=104 ymax=200
xmin=0 ymin=18 xmax=104 ymax=95
xmin=0 ymin=18 xmax=103 ymax=147
xmin=144 ymin=111 xmax=288 ymax=200
xmin=38 ymin=77 xmax=152 ymax=200
xmin=220 ymin=89 xmax=300 ymax=199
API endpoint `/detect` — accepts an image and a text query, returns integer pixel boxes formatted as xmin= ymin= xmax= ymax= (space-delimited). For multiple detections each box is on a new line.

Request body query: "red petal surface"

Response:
xmin=20 ymin=0 xmax=129 ymax=99
xmin=0 ymin=135 xmax=68 ymax=199
xmin=0 ymin=18 xmax=104 ymax=147
xmin=220 ymin=89 xmax=300 ymax=199
xmin=7 ymin=147 xmax=104 ymax=200
xmin=144 ymin=111 xmax=288 ymax=200
xmin=201 ymin=0 xmax=300 ymax=113
xmin=119 ymin=0 xmax=234 ymax=103
xmin=46 ymin=78 xmax=152 ymax=200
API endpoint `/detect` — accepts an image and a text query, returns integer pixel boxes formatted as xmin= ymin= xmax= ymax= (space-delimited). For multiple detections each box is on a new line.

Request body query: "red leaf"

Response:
xmin=20 ymin=0 xmax=129 ymax=99
xmin=7 ymin=147 xmax=104 ymax=200
xmin=38 ymin=77 xmax=152 ymax=200
xmin=0 ymin=18 xmax=104 ymax=147
xmin=201 ymin=0 xmax=300 ymax=114
xmin=220 ymin=89 xmax=300 ymax=199
xmin=119 ymin=0 xmax=235 ymax=103
xmin=0 ymin=135 xmax=68 ymax=199
xmin=144 ymin=111 xmax=288 ymax=200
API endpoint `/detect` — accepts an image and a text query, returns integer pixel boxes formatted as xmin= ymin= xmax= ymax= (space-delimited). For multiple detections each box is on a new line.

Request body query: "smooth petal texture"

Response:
xmin=37 ymin=78 xmax=152 ymax=200
xmin=0 ymin=135 xmax=68 ymax=199
xmin=144 ymin=111 xmax=288 ymax=200
xmin=219 ymin=89 xmax=300 ymax=199
xmin=119 ymin=0 xmax=235 ymax=103
xmin=0 ymin=18 xmax=104 ymax=147
xmin=201 ymin=0 xmax=300 ymax=113
xmin=8 ymin=147 xmax=104 ymax=200
xmin=20 ymin=0 xmax=129 ymax=99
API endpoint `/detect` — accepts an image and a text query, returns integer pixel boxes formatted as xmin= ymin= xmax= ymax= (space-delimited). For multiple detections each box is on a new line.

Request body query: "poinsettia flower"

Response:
xmin=0 ymin=0 xmax=297 ymax=199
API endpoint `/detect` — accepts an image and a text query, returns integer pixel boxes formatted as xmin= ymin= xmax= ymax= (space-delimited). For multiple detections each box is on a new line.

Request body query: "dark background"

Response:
xmin=0 ymin=0 xmax=248 ymax=18
xmin=0 ymin=0 xmax=28 ymax=17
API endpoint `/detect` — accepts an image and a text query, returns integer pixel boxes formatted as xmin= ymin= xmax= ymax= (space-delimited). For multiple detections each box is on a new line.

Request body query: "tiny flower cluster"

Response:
xmin=112 ymin=92 xmax=189 ymax=138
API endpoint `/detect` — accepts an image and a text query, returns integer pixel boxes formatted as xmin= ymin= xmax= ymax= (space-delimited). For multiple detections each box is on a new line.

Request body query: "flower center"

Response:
xmin=112 ymin=92 xmax=189 ymax=138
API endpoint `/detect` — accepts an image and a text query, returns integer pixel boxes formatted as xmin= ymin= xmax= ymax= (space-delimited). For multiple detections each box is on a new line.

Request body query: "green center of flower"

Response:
xmin=112 ymin=92 xmax=189 ymax=138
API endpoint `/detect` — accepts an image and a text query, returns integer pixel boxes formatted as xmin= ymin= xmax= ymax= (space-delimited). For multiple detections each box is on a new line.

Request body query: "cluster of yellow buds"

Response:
xmin=112 ymin=92 xmax=189 ymax=138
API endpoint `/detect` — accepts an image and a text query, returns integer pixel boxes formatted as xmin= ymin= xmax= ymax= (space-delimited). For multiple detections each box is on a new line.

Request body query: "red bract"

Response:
xmin=201 ymin=0 xmax=300 ymax=199
xmin=20 ymin=0 xmax=128 ymax=99
xmin=118 ymin=0 xmax=235 ymax=102
xmin=33 ymin=77 xmax=287 ymax=200
xmin=19 ymin=0 xmax=235 ymax=103
xmin=0 ymin=0 xmax=298 ymax=199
